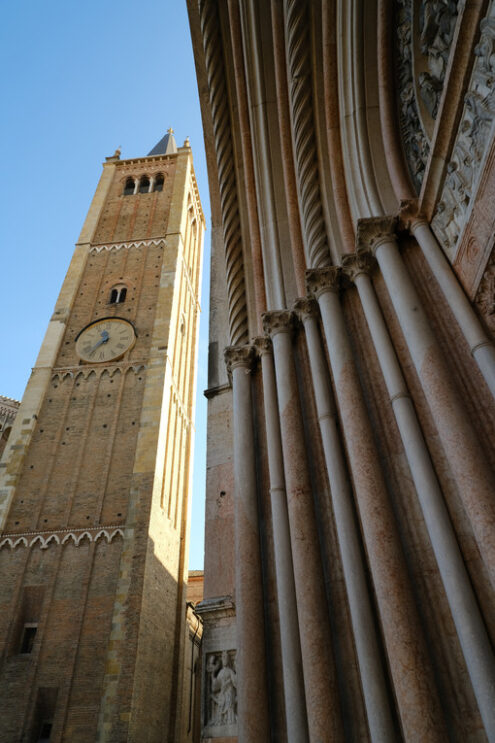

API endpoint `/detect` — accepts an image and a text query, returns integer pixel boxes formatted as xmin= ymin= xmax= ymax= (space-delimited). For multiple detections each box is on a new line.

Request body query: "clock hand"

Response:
xmin=89 ymin=330 xmax=110 ymax=354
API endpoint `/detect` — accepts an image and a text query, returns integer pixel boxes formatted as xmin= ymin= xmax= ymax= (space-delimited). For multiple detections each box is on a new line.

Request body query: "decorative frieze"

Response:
xmin=89 ymin=239 xmax=165 ymax=254
xmin=474 ymin=247 xmax=495 ymax=333
xmin=306 ymin=266 xmax=341 ymax=298
xmin=262 ymin=310 xmax=295 ymax=337
xmin=0 ymin=525 xmax=124 ymax=551
xmin=432 ymin=4 xmax=495 ymax=257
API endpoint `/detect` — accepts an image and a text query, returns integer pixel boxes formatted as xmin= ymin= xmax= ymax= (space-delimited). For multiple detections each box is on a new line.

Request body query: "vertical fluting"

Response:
xmin=263 ymin=311 xmax=345 ymax=742
xmin=199 ymin=0 xmax=249 ymax=345
xmin=410 ymin=216 xmax=495 ymax=398
xmin=254 ymin=337 xmax=309 ymax=743
xmin=363 ymin=222 xmax=495 ymax=587
xmin=343 ymin=251 xmax=495 ymax=739
xmin=284 ymin=0 xmax=331 ymax=268
xmin=307 ymin=267 xmax=447 ymax=741
xmin=225 ymin=345 xmax=271 ymax=742
xmin=295 ymin=298 xmax=396 ymax=743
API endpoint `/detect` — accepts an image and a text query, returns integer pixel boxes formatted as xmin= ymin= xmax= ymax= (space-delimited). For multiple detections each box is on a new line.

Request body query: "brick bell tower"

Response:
xmin=0 ymin=131 xmax=204 ymax=742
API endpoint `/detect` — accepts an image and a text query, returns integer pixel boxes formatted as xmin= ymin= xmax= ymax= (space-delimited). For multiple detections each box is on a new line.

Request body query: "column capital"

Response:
xmin=356 ymin=216 xmax=397 ymax=254
xmin=252 ymin=336 xmax=273 ymax=356
xmin=224 ymin=344 xmax=255 ymax=373
xmin=398 ymin=199 xmax=429 ymax=231
xmin=306 ymin=266 xmax=341 ymax=298
xmin=293 ymin=297 xmax=320 ymax=321
xmin=262 ymin=310 xmax=295 ymax=337
xmin=341 ymin=250 xmax=376 ymax=283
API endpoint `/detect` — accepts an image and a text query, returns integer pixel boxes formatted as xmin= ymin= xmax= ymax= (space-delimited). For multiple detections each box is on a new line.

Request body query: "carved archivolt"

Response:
xmin=395 ymin=0 xmax=458 ymax=192
xmin=0 ymin=527 xmax=124 ymax=550
xmin=284 ymin=0 xmax=330 ymax=268
xmin=199 ymin=0 xmax=249 ymax=346
xmin=432 ymin=4 xmax=495 ymax=257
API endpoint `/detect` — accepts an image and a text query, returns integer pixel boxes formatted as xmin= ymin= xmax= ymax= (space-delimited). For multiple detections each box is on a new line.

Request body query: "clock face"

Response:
xmin=75 ymin=318 xmax=136 ymax=363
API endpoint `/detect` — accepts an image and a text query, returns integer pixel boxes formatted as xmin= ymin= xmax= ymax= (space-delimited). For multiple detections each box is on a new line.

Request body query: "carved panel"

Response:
xmin=395 ymin=0 xmax=459 ymax=192
xmin=474 ymin=247 xmax=495 ymax=336
xmin=204 ymin=649 xmax=237 ymax=733
xmin=432 ymin=4 xmax=495 ymax=258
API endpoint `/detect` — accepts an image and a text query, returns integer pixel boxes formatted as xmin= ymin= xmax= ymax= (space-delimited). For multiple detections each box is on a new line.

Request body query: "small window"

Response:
xmin=139 ymin=176 xmax=150 ymax=193
xmin=20 ymin=624 xmax=37 ymax=654
xmin=38 ymin=721 xmax=52 ymax=741
xmin=123 ymin=178 xmax=135 ymax=196
xmin=154 ymin=174 xmax=164 ymax=192
xmin=109 ymin=285 xmax=127 ymax=304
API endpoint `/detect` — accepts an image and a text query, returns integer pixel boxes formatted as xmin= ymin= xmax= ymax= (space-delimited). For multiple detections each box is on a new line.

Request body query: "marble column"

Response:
xmin=342 ymin=251 xmax=495 ymax=740
xmin=358 ymin=217 xmax=495 ymax=586
xmin=294 ymin=298 xmax=396 ymax=742
xmin=262 ymin=311 xmax=344 ymax=743
xmin=253 ymin=336 xmax=308 ymax=743
xmin=307 ymin=267 xmax=447 ymax=741
xmin=224 ymin=345 xmax=270 ymax=742
xmin=404 ymin=209 xmax=495 ymax=399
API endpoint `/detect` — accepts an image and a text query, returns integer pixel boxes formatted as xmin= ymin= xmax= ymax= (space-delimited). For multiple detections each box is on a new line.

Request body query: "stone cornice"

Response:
xmin=341 ymin=250 xmax=376 ymax=282
xmin=195 ymin=595 xmax=236 ymax=621
xmin=356 ymin=216 xmax=397 ymax=254
xmin=224 ymin=344 xmax=255 ymax=373
xmin=306 ymin=266 xmax=341 ymax=298
xmin=262 ymin=310 xmax=295 ymax=337
xmin=293 ymin=297 xmax=319 ymax=320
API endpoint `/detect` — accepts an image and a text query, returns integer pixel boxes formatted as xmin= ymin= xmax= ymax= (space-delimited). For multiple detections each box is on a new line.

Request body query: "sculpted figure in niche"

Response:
xmin=207 ymin=650 xmax=237 ymax=726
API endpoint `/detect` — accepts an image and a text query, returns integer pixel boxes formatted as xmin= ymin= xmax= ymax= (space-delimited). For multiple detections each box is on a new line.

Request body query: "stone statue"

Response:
xmin=206 ymin=650 xmax=237 ymax=726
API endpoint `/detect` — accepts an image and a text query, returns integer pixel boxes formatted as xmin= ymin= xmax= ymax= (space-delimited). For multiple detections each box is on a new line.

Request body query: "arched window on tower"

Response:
xmin=123 ymin=178 xmax=135 ymax=196
xmin=139 ymin=176 xmax=150 ymax=194
xmin=154 ymin=174 xmax=164 ymax=192
xmin=109 ymin=284 xmax=127 ymax=304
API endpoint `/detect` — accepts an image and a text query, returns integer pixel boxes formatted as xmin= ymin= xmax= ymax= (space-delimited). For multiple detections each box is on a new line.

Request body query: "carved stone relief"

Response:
xmin=418 ymin=1 xmax=459 ymax=118
xmin=432 ymin=4 xmax=495 ymax=258
xmin=205 ymin=649 xmax=237 ymax=730
xmin=475 ymin=247 xmax=495 ymax=335
xmin=395 ymin=0 xmax=459 ymax=191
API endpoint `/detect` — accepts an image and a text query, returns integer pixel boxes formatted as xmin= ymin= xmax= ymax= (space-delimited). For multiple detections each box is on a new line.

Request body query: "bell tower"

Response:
xmin=0 ymin=131 xmax=204 ymax=742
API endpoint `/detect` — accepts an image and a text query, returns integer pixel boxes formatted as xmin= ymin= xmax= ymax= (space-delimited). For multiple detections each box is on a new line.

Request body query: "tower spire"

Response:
xmin=148 ymin=128 xmax=177 ymax=156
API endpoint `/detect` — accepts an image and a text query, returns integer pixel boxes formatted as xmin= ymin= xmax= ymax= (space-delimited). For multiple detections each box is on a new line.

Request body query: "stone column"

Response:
xmin=342 ymin=251 xmax=495 ymax=740
xmin=359 ymin=217 xmax=495 ymax=586
xmin=253 ymin=336 xmax=308 ymax=743
xmin=224 ymin=345 xmax=270 ymax=742
xmin=262 ymin=311 xmax=344 ymax=743
xmin=133 ymin=178 xmax=139 ymax=195
xmin=293 ymin=298 xmax=396 ymax=742
xmin=307 ymin=267 xmax=446 ymax=741
xmin=148 ymin=175 xmax=155 ymax=193
xmin=403 ymin=208 xmax=495 ymax=399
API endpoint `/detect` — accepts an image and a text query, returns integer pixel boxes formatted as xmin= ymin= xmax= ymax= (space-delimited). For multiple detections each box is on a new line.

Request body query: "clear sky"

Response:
xmin=0 ymin=1 xmax=210 ymax=569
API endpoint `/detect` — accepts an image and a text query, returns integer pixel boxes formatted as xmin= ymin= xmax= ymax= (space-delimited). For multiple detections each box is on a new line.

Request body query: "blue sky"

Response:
xmin=0 ymin=1 xmax=210 ymax=569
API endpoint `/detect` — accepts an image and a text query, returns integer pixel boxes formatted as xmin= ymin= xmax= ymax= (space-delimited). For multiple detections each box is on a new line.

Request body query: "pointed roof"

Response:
xmin=148 ymin=128 xmax=178 ymax=156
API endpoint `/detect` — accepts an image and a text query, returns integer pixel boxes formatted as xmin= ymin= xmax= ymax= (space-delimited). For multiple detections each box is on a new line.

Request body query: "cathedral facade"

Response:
xmin=0 ymin=132 xmax=204 ymax=742
xmin=188 ymin=1 xmax=495 ymax=741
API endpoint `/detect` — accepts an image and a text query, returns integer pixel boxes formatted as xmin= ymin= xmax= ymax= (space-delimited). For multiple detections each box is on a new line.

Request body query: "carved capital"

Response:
xmin=293 ymin=297 xmax=319 ymax=321
xmin=356 ymin=216 xmax=397 ymax=255
xmin=306 ymin=266 xmax=341 ymax=298
xmin=341 ymin=250 xmax=376 ymax=282
xmin=224 ymin=344 xmax=255 ymax=374
xmin=397 ymin=199 xmax=428 ymax=231
xmin=252 ymin=336 xmax=273 ymax=357
xmin=262 ymin=310 xmax=295 ymax=337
